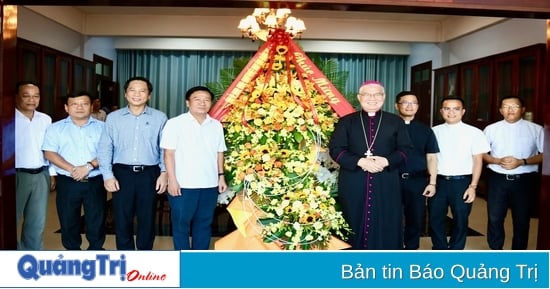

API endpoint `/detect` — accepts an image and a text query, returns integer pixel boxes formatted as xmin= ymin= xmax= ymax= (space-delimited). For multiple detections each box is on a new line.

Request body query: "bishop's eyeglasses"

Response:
xmin=358 ymin=92 xmax=385 ymax=99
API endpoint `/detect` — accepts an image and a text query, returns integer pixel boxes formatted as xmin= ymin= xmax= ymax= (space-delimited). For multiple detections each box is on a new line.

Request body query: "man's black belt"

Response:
xmin=114 ymin=164 xmax=157 ymax=173
xmin=437 ymin=174 xmax=471 ymax=180
xmin=16 ymin=166 xmax=48 ymax=174
xmin=400 ymin=171 xmax=428 ymax=179
xmin=492 ymin=171 xmax=535 ymax=181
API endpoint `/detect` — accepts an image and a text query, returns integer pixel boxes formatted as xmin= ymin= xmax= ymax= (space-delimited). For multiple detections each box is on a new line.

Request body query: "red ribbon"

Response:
xmin=210 ymin=29 xmax=355 ymax=121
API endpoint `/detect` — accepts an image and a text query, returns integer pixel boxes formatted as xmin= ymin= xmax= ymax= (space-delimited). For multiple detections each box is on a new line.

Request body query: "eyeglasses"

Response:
xmin=398 ymin=102 xmax=418 ymax=106
xmin=358 ymin=92 xmax=385 ymax=99
xmin=442 ymin=107 xmax=462 ymax=112
xmin=501 ymin=105 xmax=521 ymax=111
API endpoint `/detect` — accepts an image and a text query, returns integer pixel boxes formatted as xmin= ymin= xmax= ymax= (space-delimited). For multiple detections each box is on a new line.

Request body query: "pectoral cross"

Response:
xmin=365 ymin=150 xmax=373 ymax=157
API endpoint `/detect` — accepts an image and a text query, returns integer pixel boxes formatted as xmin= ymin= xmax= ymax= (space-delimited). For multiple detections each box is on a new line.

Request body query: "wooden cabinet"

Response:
xmin=74 ymin=58 xmax=95 ymax=93
xmin=433 ymin=44 xmax=545 ymax=128
xmin=459 ymin=60 xmax=493 ymax=129
xmin=41 ymin=49 xmax=57 ymax=118
xmin=16 ymin=39 xmax=41 ymax=83
xmin=494 ymin=44 xmax=545 ymax=124
xmin=411 ymin=61 xmax=432 ymax=125
xmin=433 ymin=66 xmax=458 ymax=125
xmin=16 ymin=38 xmax=95 ymax=121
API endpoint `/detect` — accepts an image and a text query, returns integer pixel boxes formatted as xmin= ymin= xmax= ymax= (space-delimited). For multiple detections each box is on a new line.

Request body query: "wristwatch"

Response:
xmin=86 ymin=162 xmax=94 ymax=171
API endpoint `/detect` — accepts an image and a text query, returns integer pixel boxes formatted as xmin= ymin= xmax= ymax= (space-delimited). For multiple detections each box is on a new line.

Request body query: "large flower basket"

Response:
xmin=210 ymin=29 xmax=354 ymax=250
xmin=214 ymin=192 xmax=350 ymax=250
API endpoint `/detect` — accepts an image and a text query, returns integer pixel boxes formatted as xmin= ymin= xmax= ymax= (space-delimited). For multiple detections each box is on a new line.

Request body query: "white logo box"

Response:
xmin=0 ymin=251 xmax=180 ymax=288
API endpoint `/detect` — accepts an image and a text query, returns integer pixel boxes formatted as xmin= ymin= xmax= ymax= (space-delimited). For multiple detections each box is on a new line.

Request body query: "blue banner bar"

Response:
xmin=180 ymin=251 xmax=549 ymax=288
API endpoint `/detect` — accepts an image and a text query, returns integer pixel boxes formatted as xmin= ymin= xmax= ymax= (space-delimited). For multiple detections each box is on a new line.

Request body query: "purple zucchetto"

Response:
xmin=361 ymin=80 xmax=384 ymax=88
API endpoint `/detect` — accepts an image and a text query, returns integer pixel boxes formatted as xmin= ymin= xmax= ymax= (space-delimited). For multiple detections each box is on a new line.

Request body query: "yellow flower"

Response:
xmin=220 ymin=42 xmax=350 ymax=250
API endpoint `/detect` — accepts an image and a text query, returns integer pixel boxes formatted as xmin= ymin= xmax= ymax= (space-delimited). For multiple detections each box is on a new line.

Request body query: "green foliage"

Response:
xmin=308 ymin=54 xmax=347 ymax=93
xmin=206 ymin=57 xmax=251 ymax=97
xmin=345 ymin=91 xmax=360 ymax=108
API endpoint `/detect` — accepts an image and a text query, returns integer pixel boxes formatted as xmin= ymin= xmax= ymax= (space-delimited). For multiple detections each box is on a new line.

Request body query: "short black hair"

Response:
xmin=185 ymin=86 xmax=214 ymax=101
xmin=441 ymin=96 xmax=464 ymax=107
xmin=499 ymin=96 xmax=524 ymax=107
xmin=124 ymin=76 xmax=153 ymax=93
xmin=65 ymin=91 xmax=94 ymax=104
xmin=395 ymin=90 xmax=418 ymax=104
xmin=16 ymin=80 xmax=39 ymax=93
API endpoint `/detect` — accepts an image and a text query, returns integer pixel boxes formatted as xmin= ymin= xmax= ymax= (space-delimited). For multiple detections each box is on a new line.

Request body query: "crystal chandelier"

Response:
xmin=238 ymin=8 xmax=306 ymax=41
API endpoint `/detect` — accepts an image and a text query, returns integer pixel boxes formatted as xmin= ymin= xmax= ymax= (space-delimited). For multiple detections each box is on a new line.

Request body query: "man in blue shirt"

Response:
xmin=98 ymin=76 xmax=168 ymax=250
xmin=43 ymin=91 xmax=106 ymax=250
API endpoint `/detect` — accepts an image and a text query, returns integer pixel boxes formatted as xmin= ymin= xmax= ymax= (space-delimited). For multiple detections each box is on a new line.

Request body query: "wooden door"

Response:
xmin=410 ymin=61 xmax=432 ymax=126
xmin=460 ymin=60 xmax=493 ymax=129
xmin=433 ymin=65 xmax=459 ymax=125
xmin=494 ymin=44 xmax=544 ymax=124
xmin=1 ymin=4 xmax=18 ymax=249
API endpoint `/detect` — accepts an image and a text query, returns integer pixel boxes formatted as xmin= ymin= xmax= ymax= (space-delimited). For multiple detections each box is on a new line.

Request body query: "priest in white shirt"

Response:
xmin=483 ymin=96 xmax=544 ymax=250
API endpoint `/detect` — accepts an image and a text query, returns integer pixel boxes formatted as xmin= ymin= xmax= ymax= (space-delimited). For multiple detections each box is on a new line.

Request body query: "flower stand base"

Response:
xmin=214 ymin=229 xmax=350 ymax=250
xmin=214 ymin=193 xmax=350 ymax=250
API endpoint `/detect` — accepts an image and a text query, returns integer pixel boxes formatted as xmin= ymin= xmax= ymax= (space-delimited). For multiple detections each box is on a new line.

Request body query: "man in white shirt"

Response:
xmin=160 ymin=86 xmax=227 ymax=250
xmin=15 ymin=81 xmax=53 ymax=250
xmin=483 ymin=96 xmax=544 ymax=250
xmin=431 ymin=96 xmax=490 ymax=250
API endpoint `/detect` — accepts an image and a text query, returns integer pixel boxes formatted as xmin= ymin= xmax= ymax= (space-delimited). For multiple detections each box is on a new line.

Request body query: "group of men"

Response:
xmin=15 ymin=78 xmax=543 ymax=251
xmin=329 ymin=81 xmax=544 ymax=250
xmin=15 ymin=78 xmax=226 ymax=251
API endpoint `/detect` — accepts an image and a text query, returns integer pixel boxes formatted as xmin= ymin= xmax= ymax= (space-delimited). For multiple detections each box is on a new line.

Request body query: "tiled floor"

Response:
xmin=41 ymin=191 xmax=538 ymax=250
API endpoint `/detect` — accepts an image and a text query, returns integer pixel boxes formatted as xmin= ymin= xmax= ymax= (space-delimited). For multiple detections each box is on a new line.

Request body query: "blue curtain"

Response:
xmin=117 ymin=50 xmax=254 ymax=118
xmin=117 ymin=50 xmax=408 ymax=117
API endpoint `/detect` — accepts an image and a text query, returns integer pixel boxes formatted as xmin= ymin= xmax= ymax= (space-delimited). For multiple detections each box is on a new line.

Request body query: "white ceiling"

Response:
xmin=27 ymin=6 xmax=505 ymax=42
xmin=75 ymin=6 xmax=448 ymax=20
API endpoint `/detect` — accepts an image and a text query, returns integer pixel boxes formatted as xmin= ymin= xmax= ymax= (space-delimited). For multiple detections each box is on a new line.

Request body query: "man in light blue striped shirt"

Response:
xmin=98 ymin=76 xmax=168 ymax=250
xmin=43 ymin=91 xmax=106 ymax=250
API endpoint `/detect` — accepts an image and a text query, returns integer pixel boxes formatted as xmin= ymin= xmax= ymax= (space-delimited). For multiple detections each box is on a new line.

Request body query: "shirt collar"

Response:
xmin=184 ymin=112 xmax=213 ymax=124
xmin=15 ymin=108 xmax=36 ymax=120
xmin=121 ymin=105 xmax=151 ymax=116
xmin=61 ymin=115 xmax=98 ymax=126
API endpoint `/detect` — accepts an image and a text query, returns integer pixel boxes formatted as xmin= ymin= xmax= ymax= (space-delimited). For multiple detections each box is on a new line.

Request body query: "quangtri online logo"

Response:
xmin=3 ymin=251 xmax=180 ymax=288
xmin=18 ymin=253 xmax=127 ymax=281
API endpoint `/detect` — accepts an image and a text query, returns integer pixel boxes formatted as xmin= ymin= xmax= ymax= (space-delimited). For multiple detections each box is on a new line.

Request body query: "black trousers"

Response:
xmin=112 ymin=164 xmax=160 ymax=250
xmin=56 ymin=175 xmax=106 ymax=250
xmin=429 ymin=175 xmax=472 ymax=250
xmin=486 ymin=170 xmax=537 ymax=250
xmin=400 ymin=175 xmax=429 ymax=250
